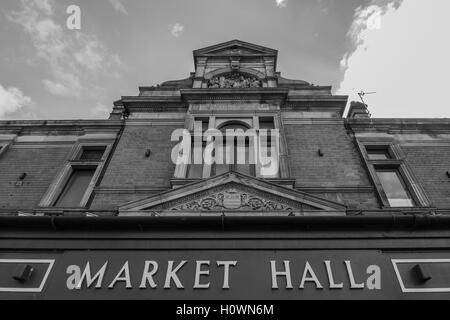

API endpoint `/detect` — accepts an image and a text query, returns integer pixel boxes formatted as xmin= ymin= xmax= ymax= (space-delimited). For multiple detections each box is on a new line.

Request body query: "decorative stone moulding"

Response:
xmin=164 ymin=188 xmax=295 ymax=212
xmin=146 ymin=183 xmax=315 ymax=212
xmin=207 ymin=73 xmax=262 ymax=89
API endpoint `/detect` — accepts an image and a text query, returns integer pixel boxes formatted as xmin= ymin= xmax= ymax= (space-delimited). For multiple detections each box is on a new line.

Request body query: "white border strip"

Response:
xmin=0 ymin=259 xmax=55 ymax=293
xmin=392 ymin=259 xmax=450 ymax=293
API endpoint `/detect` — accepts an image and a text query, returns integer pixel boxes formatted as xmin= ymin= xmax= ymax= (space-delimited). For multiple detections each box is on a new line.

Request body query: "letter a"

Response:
xmin=66 ymin=5 xmax=81 ymax=30
xmin=366 ymin=265 xmax=381 ymax=290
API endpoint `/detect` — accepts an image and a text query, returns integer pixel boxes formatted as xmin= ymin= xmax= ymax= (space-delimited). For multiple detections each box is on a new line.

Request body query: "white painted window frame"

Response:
xmin=175 ymin=113 xmax=285 ymax=179
xmin=358 ymin=141 xmax=431 ymax=208
xmin=0 ymin=142 xmax=10 ymax=158
xmin=39 ymin=141 xmax=113 ymax=208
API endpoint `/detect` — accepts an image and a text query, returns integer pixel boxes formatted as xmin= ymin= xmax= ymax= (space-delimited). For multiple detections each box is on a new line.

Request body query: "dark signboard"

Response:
xmin=1 ymin=250 xmax=450 ymax=299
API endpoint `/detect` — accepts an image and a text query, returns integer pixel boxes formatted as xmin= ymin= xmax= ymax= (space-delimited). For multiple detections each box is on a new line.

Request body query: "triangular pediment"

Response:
xmin=119 ymin=172 xmax=346 ymax=216
xmin=194 ymin=40 xmax=277 ymax=57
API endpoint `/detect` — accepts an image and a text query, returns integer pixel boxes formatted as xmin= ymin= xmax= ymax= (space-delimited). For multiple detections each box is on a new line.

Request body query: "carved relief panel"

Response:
xmin=207 ymin=73 xmax=262 ymax=89
xmin=147 ymin=183 xmax=315 ymax=212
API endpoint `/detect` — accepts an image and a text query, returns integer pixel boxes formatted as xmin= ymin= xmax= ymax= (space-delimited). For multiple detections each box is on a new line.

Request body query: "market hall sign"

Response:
xmin=5 ymin=250 xmax=450 ymax=299
xmin=41 ymin=250 xmax=397 ymax=299
xmin=65 ymin=259 xmax=381 ymax=291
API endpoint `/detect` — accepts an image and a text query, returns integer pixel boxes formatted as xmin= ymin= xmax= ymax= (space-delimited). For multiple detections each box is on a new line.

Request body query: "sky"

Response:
xmin=0 ymin=0 xmax=449 ymax=120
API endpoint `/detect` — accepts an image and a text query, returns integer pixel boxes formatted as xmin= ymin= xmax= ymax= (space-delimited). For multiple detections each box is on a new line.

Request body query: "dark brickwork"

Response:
xmin=310 ymin=191 xmax=379 ymax=210
xmin=0 ymin=146 xmax=71 ymax=210
xmin=284 ymin=123 xmax=372 ymax=187
xmin=98 ymin=124 xmax=179 ymax=187
xmin=284 ymin=123 xmax=380 ymax=209
xmin=90 ymin=124 xmax=180 ymax=209
xmin=403 ymin=146 xmax=450 ymax=208
xmin=90 ymin=192 xmax=158 ymax=211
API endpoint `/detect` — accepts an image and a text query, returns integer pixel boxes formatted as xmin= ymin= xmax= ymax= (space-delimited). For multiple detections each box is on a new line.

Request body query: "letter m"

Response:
xmin=76 ymin=262 xmax=108 ymax=289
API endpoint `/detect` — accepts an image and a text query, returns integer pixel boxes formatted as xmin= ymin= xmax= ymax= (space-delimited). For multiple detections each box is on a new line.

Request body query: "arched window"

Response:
xmin=212 ymin=122 xmax=256 ymax=177
xmin=182 ymin=117 xmax=280 ymax=180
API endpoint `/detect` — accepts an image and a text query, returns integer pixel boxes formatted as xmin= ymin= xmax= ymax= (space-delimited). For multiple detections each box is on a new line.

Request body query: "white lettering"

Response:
xmin=139 ymin=261 xmax=158 ymax=289
xmin=324 ymin=260 xmax=344 ymax=289
xmin=217 ymin=261 xmax=237 ymax=289
xmin=194 ymin=261 xmax=210 ymax=289
xmin=270 ymin=260 xmax=293 ymax=289
xmin=74 ymin=262 xmax=108 ymax=289
xmin=299 ymin=261 xmax=323 ymax=289
xmin=171 ymin=129 xmax=191 ymax=165
xmin=66 ymin=5 xmax=81 ymax=30
xmin=108 ymin=261 xmax=132 ymax=289
xmin=164 ymin=260 xmax=187 ymax=289
xmin=366 ymin=265 xmax=381 ymax=290
xmin=66 ymin=265 xmax=80 ymax=290
xmin=345 ymin=261 xmax=365 ymax=289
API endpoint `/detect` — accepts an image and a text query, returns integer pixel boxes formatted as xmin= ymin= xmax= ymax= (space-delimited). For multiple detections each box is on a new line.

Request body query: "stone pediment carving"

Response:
xmin=207 ymin=73 xmax=262 ymax=89
xmin=150 ymin=184 xmax=302 ymax=212
xmin=119 ymin=172 xmax=347 ymax=216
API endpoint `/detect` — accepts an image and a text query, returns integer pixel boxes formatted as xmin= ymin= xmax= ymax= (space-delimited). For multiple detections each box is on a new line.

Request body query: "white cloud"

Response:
xmin=108 ymin=0 xmax=128 ymax=15
xmin=0 ymin=84 xmax=33 ymax=119
xmin=90 ymin=103 xmax=110 ymax=118
xmin=9 ymin=0 xmax=122 ymax=97
xmin=170 ymin=23 xmax=185 ymax=38
xmin=276 ymin=0 xmax=288 ymax=8
xmin=33 ymin=0 xmax=53 ymax=15
xmin=42 ymin=79 xmax=77 ymax=97
xmin=73 ymin=38 xmax=105 ymax=71
xmin=338 ymin=0 xmax=450 ymax=118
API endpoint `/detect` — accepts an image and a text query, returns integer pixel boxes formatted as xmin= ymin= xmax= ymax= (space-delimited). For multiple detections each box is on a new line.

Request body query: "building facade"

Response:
xmin=1 ymin=40 xmax=450 ymax=300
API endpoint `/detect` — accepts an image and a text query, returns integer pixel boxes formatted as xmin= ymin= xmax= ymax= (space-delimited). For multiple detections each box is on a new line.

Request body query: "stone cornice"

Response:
xmin=180 ymin=88 xmax=289 ymax=104
xmin=0 ymin=120 xmax=123 ymax=135
xmin=347 ymin=118 xmax=450 ymax=133
xmin=121 ymin=96 xmax=183 ymax=103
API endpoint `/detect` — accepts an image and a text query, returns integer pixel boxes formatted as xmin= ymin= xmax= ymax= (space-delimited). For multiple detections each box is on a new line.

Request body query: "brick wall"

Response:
xmin=90 ymin=192 xmax=159 ymax=211
xmin=0 ymin=146 xmax=71 ymax=211
xmin=284 ymin=123 xmax=372 ymax=187
xmin=90 ymin=124 xmax=180 ymax=209
xmin=284 ymin=123 xmax=379 ymax=208
xmin=403 ymin=146 xmax=450 ymax=208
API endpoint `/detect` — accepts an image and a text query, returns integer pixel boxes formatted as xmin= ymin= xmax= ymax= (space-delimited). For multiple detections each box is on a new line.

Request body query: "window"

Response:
xmin=53 ymin=167 xmax=96 ymax=207
xmin=187 ymin=143 xmax=205 ymax=179
xmin=179 ymin=116 xmax=282 ymax=180
xmin=375 ymin=169 xmax=414 ymax=207
xmin=40 ymin=142 xmax=111 ymax=208
xmin=259 ymin=117 xmax=275 ymax=130
xmin=78 ymin=146 xmax=106 ymax=161
xmin=211 ymin=123 xmax=256 ymax=177
xmin=196 ymin=117 xmax=210 ymax=133
xmin=366 ymin=147 xmax=391 ymax=160
xmin=361 ymin=143 xmax=427 ymax=208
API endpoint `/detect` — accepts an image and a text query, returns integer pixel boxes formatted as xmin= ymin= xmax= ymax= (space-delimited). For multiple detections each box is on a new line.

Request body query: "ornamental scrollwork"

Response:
xmin=207 ymin=73 xmax=262 ymax=89
xmin=168 ymin=189 xmax=293 ymax=211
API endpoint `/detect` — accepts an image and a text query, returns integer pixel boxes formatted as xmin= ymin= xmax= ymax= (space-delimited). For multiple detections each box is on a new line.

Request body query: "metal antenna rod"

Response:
xmin=357 ymin=90 xmax=376 ymax=118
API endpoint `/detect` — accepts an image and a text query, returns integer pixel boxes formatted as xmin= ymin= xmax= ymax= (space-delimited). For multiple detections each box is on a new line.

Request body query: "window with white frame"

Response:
xmin=182 ymin=116 xmax=280 ymax=179
xmin=0 ymin=142 xmax=11 ymax=159
xmin=40 ymin=143 xmax=111 ymax=208
xmin=211 ymin=122 xmax=256 ymax=177
xmin=361 ymin=143 xmax=429 ymax=208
